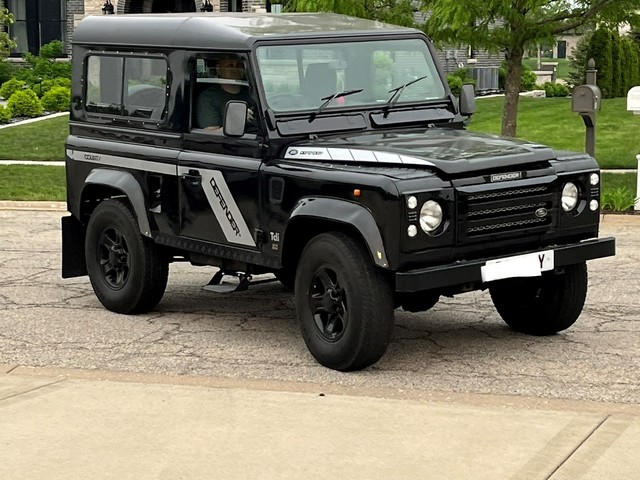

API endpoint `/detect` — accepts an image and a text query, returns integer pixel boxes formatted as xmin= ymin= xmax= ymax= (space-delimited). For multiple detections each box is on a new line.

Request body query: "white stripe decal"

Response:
xmin=327 ymin=148 xmax=354 ymax=161
xmin=374 ymin=152 xmax=402 ymax=163
xmin=199 ymin=170 xmax=256 ymax=247
xmin=69 ymin=149 xmax=177 ymax=175
xmin=284 ymin=147 xmax=435 ymax=167
xmin=350 ymin=149 xmax=377 ymax=162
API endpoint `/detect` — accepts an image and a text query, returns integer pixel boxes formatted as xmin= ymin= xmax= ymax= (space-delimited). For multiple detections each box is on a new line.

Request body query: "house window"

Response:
xmin=468 ymin=45 xmax=478 ymax=62
xmin=6 ymin=0 xmax=66 ymax=56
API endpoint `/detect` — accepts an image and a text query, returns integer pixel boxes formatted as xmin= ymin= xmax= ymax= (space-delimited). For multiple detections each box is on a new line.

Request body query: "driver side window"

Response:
xmin=191 ymin=54 xmax=257 ymax=133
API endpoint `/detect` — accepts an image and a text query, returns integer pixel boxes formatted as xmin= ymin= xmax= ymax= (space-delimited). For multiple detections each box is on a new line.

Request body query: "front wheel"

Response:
xmin=85 ymin=199 xmax=168 ymax=314
xmin=489 ymin=263 xmax=588 ymax=336
xmin=295 ymin=232 xmax=394 ymax=371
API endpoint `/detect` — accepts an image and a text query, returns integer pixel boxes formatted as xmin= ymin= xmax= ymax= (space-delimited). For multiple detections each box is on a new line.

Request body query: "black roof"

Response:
xmin=72 ymin=12 xmax=418 ymax=50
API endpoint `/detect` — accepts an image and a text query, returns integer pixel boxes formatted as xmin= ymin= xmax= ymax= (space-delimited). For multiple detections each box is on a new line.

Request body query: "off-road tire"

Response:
xmin=295 ymin=232 xmax=394 ymax=371
xmin=85 ymin=199 xmax=168 ymax=314
xmin=489 ymin=263 xmax=588 ymax=335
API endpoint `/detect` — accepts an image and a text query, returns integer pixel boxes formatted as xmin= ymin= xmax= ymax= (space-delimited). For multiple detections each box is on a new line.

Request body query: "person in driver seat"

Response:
xmin=196 ymin=54 xmax=256 ymax=131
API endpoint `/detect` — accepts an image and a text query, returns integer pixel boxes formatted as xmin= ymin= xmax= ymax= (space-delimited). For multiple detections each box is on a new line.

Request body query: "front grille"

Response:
xmin=467 ymin=186 xmax=548 ymax=201
xmin=459 ymin=181 xmax=556 ymax=242
xmin=467 ymin=216 xmax=548 ymax=234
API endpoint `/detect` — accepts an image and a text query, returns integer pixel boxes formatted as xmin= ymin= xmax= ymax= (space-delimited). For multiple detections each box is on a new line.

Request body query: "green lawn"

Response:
xmin=0 ymin=115 xmax=68 ymax=161
xmin=0 ymin=165 xmax=66 ymax=200
xmin=468 ymin=97 xmax=640 ymax=169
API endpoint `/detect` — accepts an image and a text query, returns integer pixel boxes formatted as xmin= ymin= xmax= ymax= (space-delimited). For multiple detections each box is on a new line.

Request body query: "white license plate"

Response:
xmin=481 ymin=250 xmax=554 ymax=283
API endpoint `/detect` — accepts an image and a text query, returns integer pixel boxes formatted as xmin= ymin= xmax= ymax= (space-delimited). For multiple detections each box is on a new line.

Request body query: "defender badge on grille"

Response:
xmin=535 ymin=207 xmax=548 ymax=218
xmin=490 ymin=172 xmax=523 ymax=182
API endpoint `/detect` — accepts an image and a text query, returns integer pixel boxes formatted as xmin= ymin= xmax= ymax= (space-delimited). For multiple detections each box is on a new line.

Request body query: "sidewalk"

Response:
xmin=1 ymin=366 xmax=639 ymax=479
xmin=0 ymin=110 xmax=68 ymax=129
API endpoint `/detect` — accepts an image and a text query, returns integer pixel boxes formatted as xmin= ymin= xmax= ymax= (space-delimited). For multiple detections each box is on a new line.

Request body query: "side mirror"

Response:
xmin=459 ymin=84 xmax=476 ymax=117
xmin=223 ymin=101 xmax=248 ymax=137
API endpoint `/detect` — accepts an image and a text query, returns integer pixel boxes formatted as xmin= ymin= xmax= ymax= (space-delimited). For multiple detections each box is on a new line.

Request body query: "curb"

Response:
xmin=0 ymin=111 xmax=69 ymax=129
xmin=0 ymin=161 xmax=65 ymax=166
xmin=0 ymin=201 xmax=66 ymax=211
xmin=3 ymin=364 xmax=640 ymax=415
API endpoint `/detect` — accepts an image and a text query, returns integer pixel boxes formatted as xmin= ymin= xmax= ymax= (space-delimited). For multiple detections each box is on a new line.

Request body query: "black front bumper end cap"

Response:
xmin=395 ymin=237 xmax=616 ymax=293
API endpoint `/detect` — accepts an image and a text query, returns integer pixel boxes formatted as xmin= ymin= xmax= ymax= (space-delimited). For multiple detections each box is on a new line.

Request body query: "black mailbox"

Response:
xmin=572 ymin=84 xmax=601 ymax=113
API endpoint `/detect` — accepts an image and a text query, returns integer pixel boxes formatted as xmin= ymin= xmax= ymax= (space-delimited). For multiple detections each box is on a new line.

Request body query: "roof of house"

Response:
xmin=72 ymin=13 xmax=417 ymax=50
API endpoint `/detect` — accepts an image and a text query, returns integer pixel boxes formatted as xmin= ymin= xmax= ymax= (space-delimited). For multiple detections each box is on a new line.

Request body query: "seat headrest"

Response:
xmin=302 ymin=63 xmax=337 ymax=100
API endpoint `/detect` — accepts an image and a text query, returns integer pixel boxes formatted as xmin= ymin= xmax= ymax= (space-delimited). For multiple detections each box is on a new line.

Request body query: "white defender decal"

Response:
xmin=200 ymin=170 xmax=257 ymax=247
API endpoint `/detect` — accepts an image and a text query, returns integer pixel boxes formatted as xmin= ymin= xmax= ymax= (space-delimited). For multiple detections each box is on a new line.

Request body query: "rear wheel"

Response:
xmin=489 ymin=263 xmax=588 ymax=335
xmin=295 ymin=232 xmax=394 ymax=371
xmin=85 ymin=199 xmax=168 ymax=314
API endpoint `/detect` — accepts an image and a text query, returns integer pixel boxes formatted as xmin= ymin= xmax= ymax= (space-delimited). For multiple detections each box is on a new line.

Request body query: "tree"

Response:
xmin=608 ymin=30 xmax=623 ymax=97
xmin=420 ymin=0 xmax=640 ymax=137
xmin=588 ymin=29 xmax=613 ymax=98
xmin=568 ymin=33 xmax=593 ymax=88
xmin=1 ymin=8 xmax=17 ymax=57
xmin=286 ymin=0 xmax=417 ymax=27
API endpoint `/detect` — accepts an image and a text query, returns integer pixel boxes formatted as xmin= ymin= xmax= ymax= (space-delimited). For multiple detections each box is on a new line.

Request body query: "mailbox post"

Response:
xmin=571 ymin=59 xmax=600 ymax=158
xmin=627 ymin=86 xmax=640 ymax=211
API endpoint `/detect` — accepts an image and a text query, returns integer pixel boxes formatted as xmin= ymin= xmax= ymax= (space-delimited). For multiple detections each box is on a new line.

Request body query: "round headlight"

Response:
xmin=562 ymin=182 xmax=579 ymax=211
xmin=420 ymin=200 xmax=443 ymax=233
xmin=407 ymin=196 xmax=418 ymax=210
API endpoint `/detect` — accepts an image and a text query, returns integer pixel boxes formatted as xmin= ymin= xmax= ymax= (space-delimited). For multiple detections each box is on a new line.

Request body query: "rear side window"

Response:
xmin=85 ymin=55 xmax=168 ymax=120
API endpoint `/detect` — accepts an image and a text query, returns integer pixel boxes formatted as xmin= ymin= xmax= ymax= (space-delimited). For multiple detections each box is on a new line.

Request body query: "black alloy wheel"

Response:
xmin=97 ymin=227 xmax=131 ymax=290
xmin=308 ymin=266 xmax=348 ymax=342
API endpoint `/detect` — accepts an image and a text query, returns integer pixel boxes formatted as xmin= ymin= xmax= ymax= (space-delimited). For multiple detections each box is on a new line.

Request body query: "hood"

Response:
xmin=283 ymin=129 xmax=556 ymax=176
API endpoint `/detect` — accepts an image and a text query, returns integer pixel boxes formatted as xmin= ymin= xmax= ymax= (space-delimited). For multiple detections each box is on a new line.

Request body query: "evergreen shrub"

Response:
xmin=7 ymin=89 xmax=43 ymax=117
xmin=41 ymin=86 xmax=70 ymax=111
xmin=0 ymin=104 xmax=10 ymax=123
xmin=0 ymin=77 xmax=26 ymax=100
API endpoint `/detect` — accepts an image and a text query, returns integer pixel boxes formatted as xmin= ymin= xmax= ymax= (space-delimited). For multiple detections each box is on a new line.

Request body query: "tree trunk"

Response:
xmin=501 ymin=46 xmax=525 ymax=137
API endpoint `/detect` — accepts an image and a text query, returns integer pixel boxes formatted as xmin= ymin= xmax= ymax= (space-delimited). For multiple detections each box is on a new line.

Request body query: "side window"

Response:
xmin=86 ymin=55 xmax=123 ymax=115
xmin=124 ymin=57 xmax=168 ymax=120
xmin=85 ymin=54 xmax=168 ymax=120
xmin=192 ymin=53 xmax=257 ymax=132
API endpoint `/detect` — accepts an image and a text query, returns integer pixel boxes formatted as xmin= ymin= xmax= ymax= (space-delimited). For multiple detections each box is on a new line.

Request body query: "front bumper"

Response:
xmin=395 ymin=237 xmax=615 ymax=293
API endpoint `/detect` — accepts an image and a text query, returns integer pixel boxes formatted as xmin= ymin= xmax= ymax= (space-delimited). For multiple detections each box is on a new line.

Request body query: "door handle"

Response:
xmin=183 ymin=169 xmax=201 ymax=187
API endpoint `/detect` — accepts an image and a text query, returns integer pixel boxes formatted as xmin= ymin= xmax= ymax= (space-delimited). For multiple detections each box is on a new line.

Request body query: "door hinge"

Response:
xmin=254 ymin=228 xmax=266 ymax=245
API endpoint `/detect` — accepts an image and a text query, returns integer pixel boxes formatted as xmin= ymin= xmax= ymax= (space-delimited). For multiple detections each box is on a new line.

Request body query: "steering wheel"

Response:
xmin=268 ymin=94 xmax=305 ymax=110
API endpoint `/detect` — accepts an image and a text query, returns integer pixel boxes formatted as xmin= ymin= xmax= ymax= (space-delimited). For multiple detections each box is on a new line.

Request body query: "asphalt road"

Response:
xmin=1 ymin=209 xmax=638 ymax=404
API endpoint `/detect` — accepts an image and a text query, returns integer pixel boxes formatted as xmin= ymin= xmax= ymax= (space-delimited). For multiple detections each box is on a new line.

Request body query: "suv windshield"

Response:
xmin=256 ymin=38 xmax=446 ymax=114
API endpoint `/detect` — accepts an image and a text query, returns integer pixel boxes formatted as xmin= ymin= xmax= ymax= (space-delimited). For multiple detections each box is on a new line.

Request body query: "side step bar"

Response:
xmin=202 ymin=270 xmax=277 ymax=293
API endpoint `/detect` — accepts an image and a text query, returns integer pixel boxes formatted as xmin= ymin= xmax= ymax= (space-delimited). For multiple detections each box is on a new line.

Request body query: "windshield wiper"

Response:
xmin=308 ymin=89 xmax=363 ymax=122
xmin=384 ymin=75 xmax=429 ymax=113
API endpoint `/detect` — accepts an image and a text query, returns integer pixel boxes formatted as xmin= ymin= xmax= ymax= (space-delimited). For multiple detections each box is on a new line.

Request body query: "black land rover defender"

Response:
xmin=62 ymin=13 xmax=615 ymax=371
